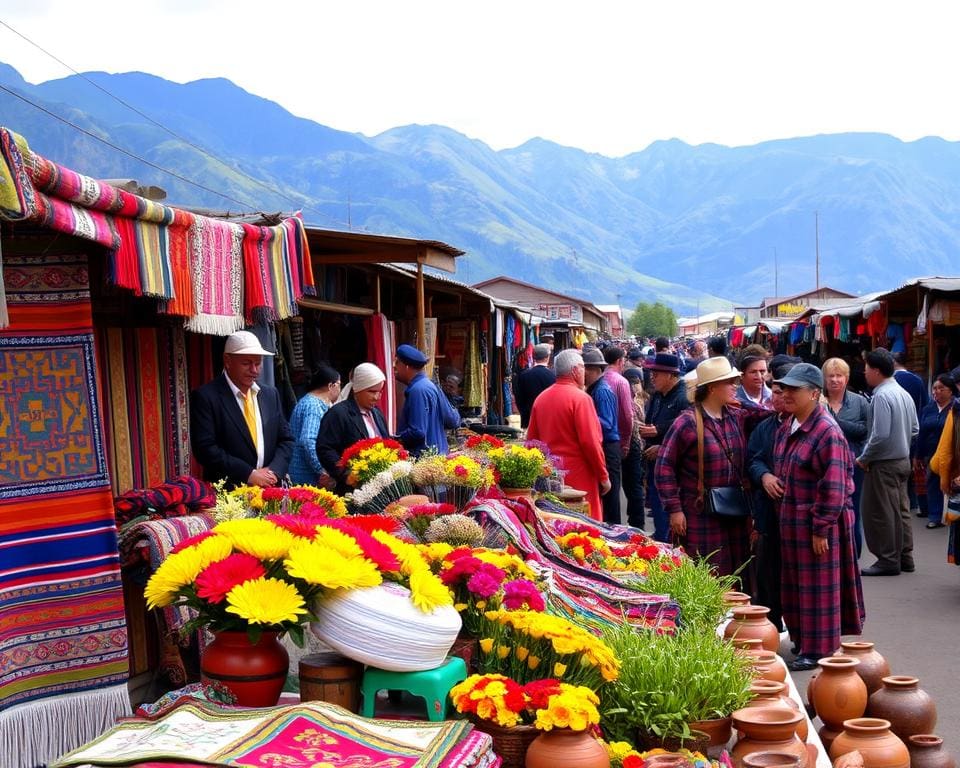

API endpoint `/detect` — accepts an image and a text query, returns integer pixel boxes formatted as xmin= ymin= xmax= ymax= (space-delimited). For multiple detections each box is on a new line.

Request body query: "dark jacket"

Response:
xmin=316 ymin=397 xmax=389 ymax=494
xmin=190 ymin=374 xmax=294 ymax=488
xmin=587 ymin=376 xmax=620 ymax=444
xmin=827 ymin=390 xmax=872 ymax=457
xmin=646 ymin=378 xmax=689 ymax=446
xmin=918 ymin=399 xmax=953 ymax=462
xmin=746 ymin=413 xmax=784 ymax=535
xmin=514 ymin=365 xmax=556 ymax=428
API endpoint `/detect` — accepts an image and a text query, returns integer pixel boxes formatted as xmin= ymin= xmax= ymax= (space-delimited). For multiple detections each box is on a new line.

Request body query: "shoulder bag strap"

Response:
xmin=695 ymin=405 xmax=705 ymax=507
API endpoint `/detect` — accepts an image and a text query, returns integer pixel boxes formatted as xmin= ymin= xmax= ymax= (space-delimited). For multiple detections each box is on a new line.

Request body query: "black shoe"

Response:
xmin=861 ymin=564 xmax=900 ymax=576
xmin=926 ymin=522 xmax=945 ymax=529
xmin=787 ymin=655 xmax=822 ymax=672
xmin=900 ymin=562 xmax=916 ymax=572
xmin=916 ymin=510 xmax=928 ymax=518
xmin=790 ymin=643 xmax=800 ymax=655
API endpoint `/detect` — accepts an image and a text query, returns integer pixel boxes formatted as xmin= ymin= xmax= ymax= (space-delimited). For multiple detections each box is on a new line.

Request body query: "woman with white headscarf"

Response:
xmin=316 ymin=363 xmax=389 ymax=494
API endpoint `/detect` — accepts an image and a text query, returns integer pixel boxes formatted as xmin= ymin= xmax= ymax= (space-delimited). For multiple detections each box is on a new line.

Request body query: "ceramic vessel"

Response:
xmin=741 ymin=753 xmax=801 ymax=768
xmin=805 ymin=670 xmax=818 ymax=717
xmin=730 ymin=707 xmax=807 ymax=768
xmin=828 ymin=718 xmax=909 ymax=768
xmin=637 ymin=729 xmax=710 ymax=753
xmin=501 ymin=487 xmax=536 ymax=502
xmin=745 ymin=650 xmax=787 ymax=683
xmin=724 ymin=605 xmax=781 ymax=652
xmin=525 ymin=729 xmax=610 ymax=768
xmin=818 ymin=725 xmax=840 ymax=753
xmin=866 ymin=675 xmax=937 ymax=740
xmin=643 ymin=754 xmax=695 ymax=768
xmin=834 ymin=642 xmax=890 ymax=695
xmin=744 ymin=680 xmax=806 ymax=741
xmin=688 ymin=716 xmax=731 ymax=748
xmin=810 ymin=656 xmax=867 ymax=731
xmin=908 ymin=735 xmax=958 ymax=768
xmin=723 ymin=591 xmax=752 ymax=608
xmin=201 ymin=630 xmax=289 ymax=707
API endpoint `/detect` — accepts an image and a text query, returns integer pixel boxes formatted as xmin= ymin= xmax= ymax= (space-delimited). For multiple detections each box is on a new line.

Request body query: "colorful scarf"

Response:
xmin=185 ymin=215 xmax=245 ymax=335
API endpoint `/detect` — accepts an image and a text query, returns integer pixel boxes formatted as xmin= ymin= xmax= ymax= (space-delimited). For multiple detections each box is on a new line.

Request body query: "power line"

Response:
xmin=0 ymin=18 xmax=353 ymax=228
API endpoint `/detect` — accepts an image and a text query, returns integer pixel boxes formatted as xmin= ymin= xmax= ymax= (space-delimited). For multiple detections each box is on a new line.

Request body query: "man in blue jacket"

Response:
xmin=584 ymin=347 xmax=621 ymax=525
xmin=394 ymin=344 xmax=462 ymax=455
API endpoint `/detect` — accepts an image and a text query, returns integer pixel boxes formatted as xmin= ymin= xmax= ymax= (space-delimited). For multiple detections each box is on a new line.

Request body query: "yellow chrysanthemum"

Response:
xmin=144 ymin=546 xmax=208 ymax=608
xmin=224 ymin=577 xmax=307 ymax=625
xmin=408 ymin=569 xmax=453 ymax=613
xmin=214 ymin=518 xmax=294 ymax=560
xmin=285 ymin=543 xmax=382 ymax=590
xmin=372 ymin=530 xmax=429 ymax=575
xmin=311 ymin=526 xmax=364 ymax=558
xmin=418 ymin=542 xmax=454 ymax=563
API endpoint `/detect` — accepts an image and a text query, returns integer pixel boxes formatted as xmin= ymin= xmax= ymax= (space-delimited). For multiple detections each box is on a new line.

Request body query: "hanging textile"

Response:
xmin=184 ymin=216 xmax=245 ymax=335
xmin=917 ymin=294 xmax=928 ymax=334
xmin=366 ymin=313 xmax=397 ymax=433
xmin=464 ymin=321 xmax=483 ymax=408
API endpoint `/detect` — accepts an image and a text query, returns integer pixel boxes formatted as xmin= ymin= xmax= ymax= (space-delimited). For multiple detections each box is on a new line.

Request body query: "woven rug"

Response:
xmin=96 ymin=324 xmax=190 ymax=494
xmin=0 ymin=249 xmax=130 ymax=766
xmin=52 ymin=700 xmax=473 ymax=768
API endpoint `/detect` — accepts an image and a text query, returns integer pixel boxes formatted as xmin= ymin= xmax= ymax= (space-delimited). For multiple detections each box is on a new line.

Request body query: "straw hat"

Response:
xmin=694 ymin=357 xmax=741 ymax=388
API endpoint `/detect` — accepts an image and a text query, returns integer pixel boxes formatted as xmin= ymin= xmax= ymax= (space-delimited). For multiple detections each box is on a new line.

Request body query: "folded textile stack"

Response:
xmin=51 ymin=699 xmax=496 ymax=768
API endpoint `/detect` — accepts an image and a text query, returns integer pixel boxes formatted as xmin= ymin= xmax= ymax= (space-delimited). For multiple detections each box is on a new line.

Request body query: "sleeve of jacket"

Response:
xmin=655 ymin=412 xmax=694 ymax=517
xmin=396 ymin=384 xmax=428 ymax=451
xmin=265 ymin=388 xmax=294 ymax=478
xmin=578 ymin=396 xmax=609 ymax=485
xmin=812 ymin=426 xmax=854 ymax=538
xmin=835 ymin=394 xmax=870 ymax=443
xmin=746 ymin=419 xmax=773 ymax=486
xmin=930 ymin=407 xmax=955 ymax=493
xmin=440 ymin=386 xmax=463 ymax=429
xmin=316 ymin=406 xmax=349 ymax=483
xmin=189 ymin=385 xmax=253 ymax=487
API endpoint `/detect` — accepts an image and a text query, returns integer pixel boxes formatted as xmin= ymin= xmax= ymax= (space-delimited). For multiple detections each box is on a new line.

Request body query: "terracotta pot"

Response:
xmin=745 ymin=650 xmax=787 ymax=683
xmin=501 ymin=487 xmax=536 ymax=502
xmin=834 ymin=642 xmax=890 ymax=695
xmin=908 ymin=735 xmax=958 ymax=768
xmin=201 ymin=630 xmax=289 ymax=707
xmin=828 ymin=718 xmax=909 ymax=768
xmin=866 ymin=675 xmax=937 ymax=741
xmin=643 ymin=754 xmax=695 ymax=768
xmin=724 ymin=605 xmax=781 ymax=652
xmin=742 ymin=753 xmax=801 ymax=768
xmin=730 ymin=707 xmax=807 ymax=768
xmin=525 ymin=729 xmax=610 ymax=768
xmin=688 ymin=716 xmax=731 ymax=747
xmin=818 ymin=724 xmax=840 ymax=753
xmin=810 ymin=656 xmax=867 ymax=731
xmin=733 ymin=637 xmax=766 ymax=652
xmin=723 ymin=590 xmax=752 ymax=608
xmin=744 ymin=680 xmax=806 ymax=741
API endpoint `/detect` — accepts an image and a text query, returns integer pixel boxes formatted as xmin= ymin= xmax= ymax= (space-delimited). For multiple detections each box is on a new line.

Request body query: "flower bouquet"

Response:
xmin=488 ymin=443 xmax=553 ymax=491
xmin=212 ymin=481 xmax=348 ymax=522
xmin=411 ymin=453 xmax=495 ymax=511
xmin=477 ymin=609 xmax=620 ymax=689
xmin=427 ymin=546 xmax=545 ymax=637
xmin=338 ymin=438 xmax=415 ymax=513
xmin=463 ymin=434 xmax=506 ymax=455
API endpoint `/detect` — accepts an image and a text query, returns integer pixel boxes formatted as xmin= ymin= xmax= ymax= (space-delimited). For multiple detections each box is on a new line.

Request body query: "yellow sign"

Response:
xmin=776 ymin=302 xmax=808 ymax=316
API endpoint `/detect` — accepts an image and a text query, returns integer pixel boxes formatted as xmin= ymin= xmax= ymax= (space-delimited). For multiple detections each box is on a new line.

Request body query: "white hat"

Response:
xmin=694 ymin=357 xmax=740 ymax=387
xmin=351 ymin=362 xmax=386 ymax=392
xmin=224 ymin=330 xmax=274 ymax=356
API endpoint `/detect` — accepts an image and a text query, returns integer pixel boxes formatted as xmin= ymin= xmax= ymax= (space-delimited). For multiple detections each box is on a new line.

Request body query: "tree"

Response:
xmin=627 ymin=301 xmax=677 ymax=339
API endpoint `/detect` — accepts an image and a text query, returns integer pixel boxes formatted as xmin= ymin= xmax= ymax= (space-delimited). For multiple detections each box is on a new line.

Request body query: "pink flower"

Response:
xmin=467 ymin=570 xmax=502 ymax=598
xmin=170 ymin=531 xmax=214 ymax=554
xmin=440 ymin=555 xmax=484 ymax=585
xmin=266 ymin=514 xmax=321 ymax=538
xmin=502 ymin=579 xmax=545 ymax=611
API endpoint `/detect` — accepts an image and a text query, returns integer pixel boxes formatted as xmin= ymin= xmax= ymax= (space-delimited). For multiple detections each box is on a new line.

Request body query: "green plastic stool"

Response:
xmin=361 ymin=656 xmax=467 ymax=721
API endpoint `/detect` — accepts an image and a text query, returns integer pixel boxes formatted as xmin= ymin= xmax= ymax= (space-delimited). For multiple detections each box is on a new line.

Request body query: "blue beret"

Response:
xmin=396 ymin=344 xmax=428 ymax=366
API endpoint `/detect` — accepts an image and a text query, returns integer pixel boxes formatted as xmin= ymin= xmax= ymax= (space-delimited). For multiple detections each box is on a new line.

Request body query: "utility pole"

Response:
xmin=815 ymin=211 xmax=821 ymax=289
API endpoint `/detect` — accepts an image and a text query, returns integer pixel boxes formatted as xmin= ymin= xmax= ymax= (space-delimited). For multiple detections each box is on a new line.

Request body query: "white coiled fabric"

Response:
xmin=310 ymin=583 xmax=462 ymax=671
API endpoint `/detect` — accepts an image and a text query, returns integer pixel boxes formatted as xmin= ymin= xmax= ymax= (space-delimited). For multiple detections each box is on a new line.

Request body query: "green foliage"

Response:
xmin=634 ymin=554 xmax=740 ymax=632
xmin=627 ymin=302 xmax=678 ymax=338
xmin=599 ymin=624 xmax=753 ymax=742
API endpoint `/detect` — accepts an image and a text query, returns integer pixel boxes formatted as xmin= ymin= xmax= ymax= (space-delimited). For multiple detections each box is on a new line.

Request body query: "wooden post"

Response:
xmin=416 ymin=260 xmax=425 ymax=349
xmin=375 ymin=272 xmax=381 ymax=315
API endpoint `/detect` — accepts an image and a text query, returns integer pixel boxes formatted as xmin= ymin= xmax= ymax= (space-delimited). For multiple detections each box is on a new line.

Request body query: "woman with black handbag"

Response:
xmin=655 ymin=357 xmax=773 ymax=579
xmin=772 ymin=363 xmax=865 ymax=671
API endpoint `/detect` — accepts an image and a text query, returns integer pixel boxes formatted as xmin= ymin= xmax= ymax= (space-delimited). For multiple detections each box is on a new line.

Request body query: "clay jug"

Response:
xmin=818 ymin=724 xmax=841 ymax=753
xmin=746 ymin=650 xmax=787 ymax=683
xmin=730 ymin=707 xmax=807 ymax=768
xmin=744 ymin=680 xmax=806 ymax=741
xmin=834 ymin=642 xmax=890 ymax=695
xmin=828 ymin=718 xmax=909 ymax=768
xmin=908 ymin=735 xmax=958 ymax=768
xmin=724 ymin=590 xmax=752 ymax=608
xmin=742 ymin=753 xmax=801 ymax=768
xmin=525 ymin=729 xmax=610 ymax=768
xmin=866 ymin=675 xmax=937 ymax=740
xmin=810 ymin=656 xmax=867 ymax=731
xmin=733 ymin=637 xmax=765 ymax=652
xmin=724 ymin=605 xmax=781 ymax=652
xmin=805 ymin=669 xmax=819 ymax=717
xmin=201 ymin=630 xmax=289 ymax=707
xmin=687 ymin=716 xmax=731 ymax=749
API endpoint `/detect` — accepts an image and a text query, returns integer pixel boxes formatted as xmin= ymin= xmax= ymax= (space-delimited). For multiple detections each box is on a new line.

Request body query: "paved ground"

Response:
xmin=783 ymin=513 xmax=959 ymax=752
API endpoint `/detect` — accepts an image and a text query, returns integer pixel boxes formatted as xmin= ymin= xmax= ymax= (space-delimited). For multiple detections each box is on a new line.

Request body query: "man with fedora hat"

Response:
xmin=639 ymin=352 xmax=690 ymax=541
xmin=584 ymin=348 xmax=622 ymax=525
xmin=190 ymin=330 xmax=294 ymax=488
xmin=394 ymin=343 xmax=462 ymax=455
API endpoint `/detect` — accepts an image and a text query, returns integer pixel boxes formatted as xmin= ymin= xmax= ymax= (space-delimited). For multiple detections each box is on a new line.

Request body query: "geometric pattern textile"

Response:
xmin=52 ymin=699 xmax=473 ymax=768
xmin=0 ymin=248 xmax=129 ymax=767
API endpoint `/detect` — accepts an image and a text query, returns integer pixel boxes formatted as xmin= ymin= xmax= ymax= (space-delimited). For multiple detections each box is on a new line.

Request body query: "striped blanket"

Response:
xmin=53 ymin=700 xmax=475 ymax=768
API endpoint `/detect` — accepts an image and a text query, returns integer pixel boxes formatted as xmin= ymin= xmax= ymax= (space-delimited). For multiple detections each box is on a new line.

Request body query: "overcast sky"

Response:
xmin=2 ymin=0 xmax=959 ymax=157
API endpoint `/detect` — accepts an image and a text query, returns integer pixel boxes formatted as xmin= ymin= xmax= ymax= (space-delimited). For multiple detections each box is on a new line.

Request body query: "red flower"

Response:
xmin=288 ymin=487 xmax=316 ymax=503
xmin=261 ymin=487 xmax=287 ymax=502
xmin=502 ymin=679 xmax=528 ymax=712
xmin=408 ymin=503 xmax=456 ymax=517
xmin=195 ymin=553 xmax=266 ymax=603
xmin=635 ymin=545 xmax=661 ymax=560
xmin=170 ymin=531 xmax=215 ymax=554
xmin=440 ymin=556 xmax=484 ymax=585
xmin=266 ymin=514 xmax=320 ymax=538
xmin=337 ymin=437 xmax=408 ymax=469
xmin=319 ymin=519 xmax=401 ymax=572
xmin=299 ymin=501 xmax=331 ymax=519
xmin=523 ymin=679 xmax=562 ymax=709
xmin=343 ymin=514 xmax=402 ymax=534
xmin=445 ymin=547 xmax=475 ymax=561
xmin=623 ymin=755 xmax=645 ymax=768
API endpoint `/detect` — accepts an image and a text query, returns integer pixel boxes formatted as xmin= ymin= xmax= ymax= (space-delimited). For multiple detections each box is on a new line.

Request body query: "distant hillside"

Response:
xmin=3 ymin=62 xmax=958 ymax=313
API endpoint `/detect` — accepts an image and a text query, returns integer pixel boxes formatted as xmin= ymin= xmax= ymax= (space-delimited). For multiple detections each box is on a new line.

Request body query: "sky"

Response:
xmin=2 ymin=0 xmax=960 ymax=157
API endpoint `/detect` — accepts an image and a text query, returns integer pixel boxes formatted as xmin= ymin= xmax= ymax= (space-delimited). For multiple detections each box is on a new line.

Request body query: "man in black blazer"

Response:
xmin=316 ymin=363 xmax=389 ymax=494
xmin=190 ymin=330 xmax=294 ymax=488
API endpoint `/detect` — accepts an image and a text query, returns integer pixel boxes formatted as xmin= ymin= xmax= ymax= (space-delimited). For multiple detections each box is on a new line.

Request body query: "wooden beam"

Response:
xmin=311 ymin=247 xmax=457 ymax=273
xmin=419 ymin=247 xmax=457 ymax=273
xmin=297 ymin=297 xmax=374 ymax=316
xmin=375 ymin=272 xmax=381 ymax=315
xmin=417 ymin=262 xmax=426 ymax=350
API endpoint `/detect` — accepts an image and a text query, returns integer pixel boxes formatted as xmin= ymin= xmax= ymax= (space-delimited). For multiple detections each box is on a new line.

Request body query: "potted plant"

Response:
xmin=487 ymin=442 xmax=553 ymax=495
xmin=600 ymin=623 xmax=752 ymax=751
xmin=411 ymin=452 xmax=495 ymax=511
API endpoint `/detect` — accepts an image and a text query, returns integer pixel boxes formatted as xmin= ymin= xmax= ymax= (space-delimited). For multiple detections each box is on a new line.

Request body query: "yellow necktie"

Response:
xmin=242 ymin=392 xmax=258 ymax=448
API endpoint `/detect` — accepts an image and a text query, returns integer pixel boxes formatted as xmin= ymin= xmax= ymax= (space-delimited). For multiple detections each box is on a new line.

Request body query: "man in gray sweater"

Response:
xmin=856 ymin=348 xmax=920 ymax=576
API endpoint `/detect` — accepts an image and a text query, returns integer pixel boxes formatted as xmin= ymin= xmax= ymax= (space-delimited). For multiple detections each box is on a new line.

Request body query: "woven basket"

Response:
xmin=469 ymin=718 xmax=539 ymax=768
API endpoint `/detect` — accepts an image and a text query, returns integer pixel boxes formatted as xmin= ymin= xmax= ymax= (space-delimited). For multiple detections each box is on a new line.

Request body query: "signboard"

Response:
xmin=536 ymin=303 xmax=583 ymax=323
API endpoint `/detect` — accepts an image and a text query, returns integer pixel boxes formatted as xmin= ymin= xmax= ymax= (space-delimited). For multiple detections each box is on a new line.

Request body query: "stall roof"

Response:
xmin=884 ymin=276 xmax=960 ymax=294
xmin=306 ymin=229 xmax=464 ymax=273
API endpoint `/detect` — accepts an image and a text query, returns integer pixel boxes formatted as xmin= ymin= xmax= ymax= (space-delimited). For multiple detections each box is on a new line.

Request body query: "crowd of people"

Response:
xmin=189 ymin=328 xmax=960 ymax=673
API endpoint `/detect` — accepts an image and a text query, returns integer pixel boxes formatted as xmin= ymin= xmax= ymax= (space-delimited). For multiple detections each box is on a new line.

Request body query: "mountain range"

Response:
xmin=3 ymin=61 xmax=959 ymax=314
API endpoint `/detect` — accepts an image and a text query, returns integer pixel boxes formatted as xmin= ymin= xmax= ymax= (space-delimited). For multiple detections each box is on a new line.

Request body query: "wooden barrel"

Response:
xmin=299 ymin=651 xmax=363 ymax=712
